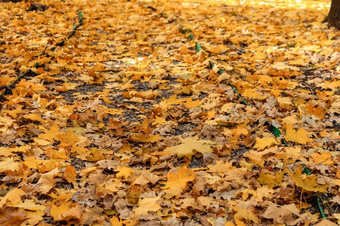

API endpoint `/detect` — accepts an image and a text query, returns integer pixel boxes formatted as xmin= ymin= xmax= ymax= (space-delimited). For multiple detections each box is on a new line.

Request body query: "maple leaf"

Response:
xmin=38 ymin=123 xmax=60 ymax=142
xmin=233 ymin=206 xmax=260 ymax=224
xmin=131 ymin=133 xmax=160 ymax=143
xmin=104 ymin=179 xmax=123 ymax=193
xmin=253 ymin=137 xmax=279 ymax=150
xmin=63 ymin=165 xmax=77 ymax=183
xmin=164 ymin=166 xmax=195 ymax=189
xmin=110 ymin=216 xmax=123 ymax=226
xmin=257 ymin=171 xmax=284 ymax=188
xmin=310 ymin=151 xmax=333 ymax=165
xmin=284 ymin=124 xmax=313 ymax=144
xmin=164 ymin=137 xmax=215 ymax=159
xmin=50 ymin=202 xmax=81 ymax=221
xmin=133 ymin=197 xmax=161 ymax=216
xmin=116 ymin=166 xmax=135 ymax=179
xmin=56 ymin=129 xmax=79 ymax=148
xmin=288 ymin=166 xmax=328 ymax=193
xmin=8 ymin=199 xmax=46 ymax=212
xmin=0 ymin=188 xmax=25 ymax=208
xmin=0 ymin=158 xmax=21 ymax=173
xmin=315 ymin=219 xmax=338 ymax=226
xmin=207 ymin=160 xmax=235 ymax=175
xmin=263 ymin=202 xmax=304 ymax=225
xmin=35 ymin=168 xmax=59 ymax=194
xmin=0 ymin=207 xmax=27 ymax=226
xmin=277 ymin=146 xmax=302 ymax=162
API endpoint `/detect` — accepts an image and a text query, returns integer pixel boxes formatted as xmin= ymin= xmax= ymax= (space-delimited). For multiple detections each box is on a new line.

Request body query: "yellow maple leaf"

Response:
xmin=289 ymin=59 xmax=308 ymax=66
xmin=104 ymin=179 xmax=123 ymax=193
xmin=165 ymin=137 xmax=215 ymax=159
xmin=8 ymin=199 xmax=45 ymax=212
xmin=56 ymin=129 xmax=79 ymax=148
xmin=257 ymin=171 xmax=284 ymax=188
xmin=277 ymin=97 xmax=293 ymax=110
xmin=207 ymin=160 xmax=235 ymax=175
xmin=254 ymin=52 xmax=266 ymax=60
xmin=0 ymin=188 xmax=25 ymax=208
xmin=242 ymin=88 xmax=268 ymax=100
xmin=184 ymin=98 xmax=200 ymax=108
xmin=151 ymin=116 xmax=167 ymax=125
xmin=284 ymin=124 xmax=313 ymax=144
xmin=253 ymin=137 xmax=279 ymax=150
xmin=233 ymin=206 xmax=260 ymax=223
xmin=0 ymin=158 xmax=21 ymax=173
xmin=133 ymin=197 xmax=161 ymax=216
xmin=288 ymin=166 xmax=328 ymax=193
xmin=38 ymin=123 xmax=60 ymax=142
xmin=110 ymin=216 xmax=123 ymax=226
xmin=116 ymin=166 xmax=135 ymax=179
xmin=277 ymin=146 xmax=302 ymax=162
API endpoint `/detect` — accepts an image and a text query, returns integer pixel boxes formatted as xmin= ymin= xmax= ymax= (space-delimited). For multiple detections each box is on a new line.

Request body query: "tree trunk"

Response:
xmin=325 ymin=0 xmax=340 ymax=30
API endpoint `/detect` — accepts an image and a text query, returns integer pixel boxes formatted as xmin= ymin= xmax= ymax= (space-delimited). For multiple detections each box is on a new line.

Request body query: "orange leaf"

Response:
xmin=164 ymin=166 xmax=195 ymax=189
xmin=63 ymin=165 xmax=77 ymax=183
xmin=50 ymin=202 xmax=81 ymax=221
xmin=131 ymin=133 xmax=160 ymax=143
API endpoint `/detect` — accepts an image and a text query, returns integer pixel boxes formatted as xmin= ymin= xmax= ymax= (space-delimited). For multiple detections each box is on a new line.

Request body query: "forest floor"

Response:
xmin=0 ymin=0 xmax=339 ymax=225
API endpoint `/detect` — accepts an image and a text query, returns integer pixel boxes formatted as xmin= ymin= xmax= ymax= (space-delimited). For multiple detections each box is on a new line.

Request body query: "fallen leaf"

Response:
xmin=165 ymin=137 xmax=215 ymax=159
xmin=284 ymin=124 xmax=313 ymax=144
xmin=133 ymin=197 xmax=161 ymax=216
xmin=288 ymin=166 xmax=328 ymax=193
xmin=164 ymin=166 xmax=195 ymax=189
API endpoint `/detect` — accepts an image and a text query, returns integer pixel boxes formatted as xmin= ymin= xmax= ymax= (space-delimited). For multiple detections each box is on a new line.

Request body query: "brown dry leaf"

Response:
xmin=36 ymin=168 xmax=59 ymax=194
xmin=0 ymin=207 xmax=27 ymax=226
xmin=314 ymin=219 xmax=338 ymax=226
xmin=263 ymin=202 xmax=303 ymax=225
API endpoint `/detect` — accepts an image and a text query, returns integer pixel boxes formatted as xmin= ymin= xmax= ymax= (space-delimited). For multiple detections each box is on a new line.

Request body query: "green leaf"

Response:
xmin=196 ymin=42 xmax=202 ymax=52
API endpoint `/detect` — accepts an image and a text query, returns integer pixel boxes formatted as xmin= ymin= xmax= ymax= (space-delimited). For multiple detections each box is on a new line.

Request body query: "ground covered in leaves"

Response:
xmin=0 ymin=0 xmax=340 ymax=225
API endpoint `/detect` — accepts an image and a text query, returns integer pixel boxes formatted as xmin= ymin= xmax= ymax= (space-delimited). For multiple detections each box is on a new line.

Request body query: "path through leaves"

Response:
xmin=0 ymin=0 xmax=339 ymax=225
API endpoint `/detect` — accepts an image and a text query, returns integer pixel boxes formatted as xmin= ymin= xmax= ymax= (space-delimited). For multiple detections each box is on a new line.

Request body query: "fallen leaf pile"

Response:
xmin=0 ymin=0 xmax=339 ymax=225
